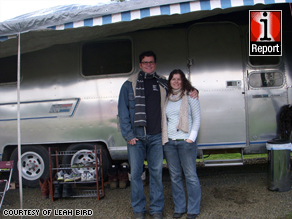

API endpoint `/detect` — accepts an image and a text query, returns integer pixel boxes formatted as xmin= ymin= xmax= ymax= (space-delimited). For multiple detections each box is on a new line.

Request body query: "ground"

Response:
xmin=1 ymin=158 xmax=292 ymax=219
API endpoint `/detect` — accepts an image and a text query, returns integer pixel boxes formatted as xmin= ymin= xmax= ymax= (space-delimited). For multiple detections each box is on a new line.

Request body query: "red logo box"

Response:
xmin=249 ymin=10 xmax=282 ymax=56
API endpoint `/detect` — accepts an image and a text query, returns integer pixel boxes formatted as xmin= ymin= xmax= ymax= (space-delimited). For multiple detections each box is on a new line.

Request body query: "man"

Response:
xmin=118 ymin=51 xmax=197 ymax=219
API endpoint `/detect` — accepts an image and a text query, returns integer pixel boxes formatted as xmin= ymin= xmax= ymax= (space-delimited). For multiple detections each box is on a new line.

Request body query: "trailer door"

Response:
xmin=187 ymin=22 xmax=246 ymax=149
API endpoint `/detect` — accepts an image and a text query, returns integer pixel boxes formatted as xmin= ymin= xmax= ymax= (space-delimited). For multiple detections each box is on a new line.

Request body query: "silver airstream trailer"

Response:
xmin=0 ymin=0 xmax=291 ymax=187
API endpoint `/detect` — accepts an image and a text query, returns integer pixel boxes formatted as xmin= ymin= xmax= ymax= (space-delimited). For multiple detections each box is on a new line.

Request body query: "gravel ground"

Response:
xmin=1 ymin=158 xmax=292 ymax=219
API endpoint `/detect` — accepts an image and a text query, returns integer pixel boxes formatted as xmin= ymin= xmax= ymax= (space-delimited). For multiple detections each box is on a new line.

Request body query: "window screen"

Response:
xmin=82 ymin=39 xmax=132 ymax=76
xmin=249 ymin=72 xmax=283 ymax=88
xmin=0 ymin=55 xmax=17 ymax=84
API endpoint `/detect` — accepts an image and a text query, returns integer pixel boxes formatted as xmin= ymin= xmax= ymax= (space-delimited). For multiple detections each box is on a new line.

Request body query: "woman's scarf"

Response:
xmin=161 ymin=89 xmax=189 ymax=145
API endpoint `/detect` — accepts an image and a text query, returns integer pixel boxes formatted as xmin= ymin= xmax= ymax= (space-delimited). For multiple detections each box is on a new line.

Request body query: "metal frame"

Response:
xmin=48 ymin=145 xmax=104 ymax=201
xmin=0 ymin=160 xmax=14 ymax=210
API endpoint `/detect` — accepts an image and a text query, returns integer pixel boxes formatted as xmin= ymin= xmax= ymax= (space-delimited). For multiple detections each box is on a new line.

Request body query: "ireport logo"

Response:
xmin=249 ymin=10 xmax=282 ymax=56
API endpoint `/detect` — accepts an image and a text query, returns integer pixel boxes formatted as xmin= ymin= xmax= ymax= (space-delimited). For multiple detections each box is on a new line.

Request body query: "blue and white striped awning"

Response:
xmin=0 ymin=0 xmax=290 ymax=42
xmin=49 ymin=0 xmax=290 ymax=30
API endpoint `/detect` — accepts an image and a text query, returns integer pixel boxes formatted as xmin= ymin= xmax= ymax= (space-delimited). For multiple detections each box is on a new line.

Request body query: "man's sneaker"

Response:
xmin=87 ymin=172 xmax=96 ymax=181
xmin=134 ymin=213 xmax=145 ymax=219
xmin=81 ymin=172 xmax=88 ymax=181
xmin=56 ymin=170 xmax=64 ymax=181
xmin=152 ymin=213 xmax=163 ymax=219
xmin=64 ymin=172 xmax=81 ymax=182
xmin=71 ymin=163 xmax=85 ymax=168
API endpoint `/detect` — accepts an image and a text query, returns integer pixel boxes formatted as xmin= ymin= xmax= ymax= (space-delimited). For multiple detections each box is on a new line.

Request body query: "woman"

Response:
xmin=162 ymin=69 xmax=201 ymax=219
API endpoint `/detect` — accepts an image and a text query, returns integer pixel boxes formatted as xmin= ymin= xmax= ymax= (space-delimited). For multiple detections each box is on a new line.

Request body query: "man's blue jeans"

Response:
xmin=163 ymin=139 xmax=201 ymax=214
xmin=127 ymin=133 xmax=164 ymax=215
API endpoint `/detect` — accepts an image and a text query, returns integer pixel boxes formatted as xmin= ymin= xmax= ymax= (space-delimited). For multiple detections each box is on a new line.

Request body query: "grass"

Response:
xmin=280 ymin=212 xmax=292 ymax=219
xmin=197 ymin=153 xmax=268 ymax=162
xmin=143 ymin=153 xmax=269 ymax=166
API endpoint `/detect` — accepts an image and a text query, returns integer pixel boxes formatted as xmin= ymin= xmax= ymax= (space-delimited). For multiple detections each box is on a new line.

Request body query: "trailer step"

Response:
xmin=201 ymin=148 xmax=244 ymax=167
xmin=203 ymin=159 xmax=244 ymax=167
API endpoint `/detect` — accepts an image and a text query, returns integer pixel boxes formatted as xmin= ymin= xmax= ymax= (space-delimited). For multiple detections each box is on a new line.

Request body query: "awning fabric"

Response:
xmin=0 ymin=0 xmax=289 ymax=38
xmin=0 ymin=0 xmax=289 ymax=57
xmin=46 ymin=0 xmax=290 ymax=31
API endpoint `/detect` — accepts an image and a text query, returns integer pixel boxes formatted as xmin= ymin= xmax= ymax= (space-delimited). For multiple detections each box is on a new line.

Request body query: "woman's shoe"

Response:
xmin=186 ymin=214 xmax=198 ymax=219
xmin=173 ymin=212 xmax=185 ymax=218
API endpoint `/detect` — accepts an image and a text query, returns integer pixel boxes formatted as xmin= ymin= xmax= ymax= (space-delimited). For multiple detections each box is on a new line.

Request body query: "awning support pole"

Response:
xmin=17 ymin=32 xmax=23 ymax=210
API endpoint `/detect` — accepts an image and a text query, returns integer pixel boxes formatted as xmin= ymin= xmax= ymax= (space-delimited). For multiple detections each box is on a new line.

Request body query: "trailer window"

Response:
xmin=249 ymin=56 xmax=280 ymax=66
xmin=249 ymin=72 xmax=283 ymax=88
xmin=82 ymin=39 xmax=132 ymax=76
xmin=0 ymin=55 xmax=17 ymax=84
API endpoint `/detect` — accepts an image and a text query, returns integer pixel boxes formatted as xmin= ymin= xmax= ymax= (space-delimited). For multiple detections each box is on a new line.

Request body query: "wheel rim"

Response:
xmin=20 ymin=151 xmax=45 ymax=181
xmin=70 ymin=149 xmax=99 ymax=174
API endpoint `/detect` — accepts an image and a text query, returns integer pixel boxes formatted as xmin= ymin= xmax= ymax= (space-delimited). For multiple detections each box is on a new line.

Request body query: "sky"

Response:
xmin=0 ymin=0 xmax=112 ymax=22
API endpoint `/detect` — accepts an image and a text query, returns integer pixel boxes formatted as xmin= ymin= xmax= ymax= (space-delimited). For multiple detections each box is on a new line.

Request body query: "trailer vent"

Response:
xmin=226 ymin=80 xmax=241 ymax=88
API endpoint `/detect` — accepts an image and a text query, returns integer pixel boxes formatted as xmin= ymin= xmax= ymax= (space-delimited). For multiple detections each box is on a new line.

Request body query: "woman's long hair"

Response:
xmin=168 ymin=69 xmax=194 ymax=97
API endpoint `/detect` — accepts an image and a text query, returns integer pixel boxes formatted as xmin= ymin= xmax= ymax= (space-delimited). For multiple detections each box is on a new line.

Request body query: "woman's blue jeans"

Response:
xmin=127 ymin=133 xmax=164 ymax=215
xmin=164 ymin=139 xmax=201 ymax=214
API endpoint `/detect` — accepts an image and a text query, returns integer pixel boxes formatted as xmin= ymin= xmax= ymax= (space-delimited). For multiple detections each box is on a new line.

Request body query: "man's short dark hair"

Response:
xmin=139 ymin=51 xmax=157 ymax=63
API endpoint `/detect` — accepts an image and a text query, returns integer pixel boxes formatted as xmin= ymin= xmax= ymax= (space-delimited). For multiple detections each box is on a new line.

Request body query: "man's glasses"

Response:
xmin=141 ymin=61 xmax=155 ymax=65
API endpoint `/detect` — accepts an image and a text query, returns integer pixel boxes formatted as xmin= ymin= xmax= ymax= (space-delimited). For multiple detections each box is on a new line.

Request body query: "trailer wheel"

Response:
xmin=62 ymin=143 xmax=110 ymax=180
xmin=10 ymin=146 xmax=49 ymax=187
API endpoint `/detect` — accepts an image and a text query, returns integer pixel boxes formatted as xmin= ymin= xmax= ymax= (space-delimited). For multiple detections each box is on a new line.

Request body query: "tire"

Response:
xmin=62 ymin=143 xmax=111 ymax=180
xmin=10 ymin=146 xmax=49 ymax=187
